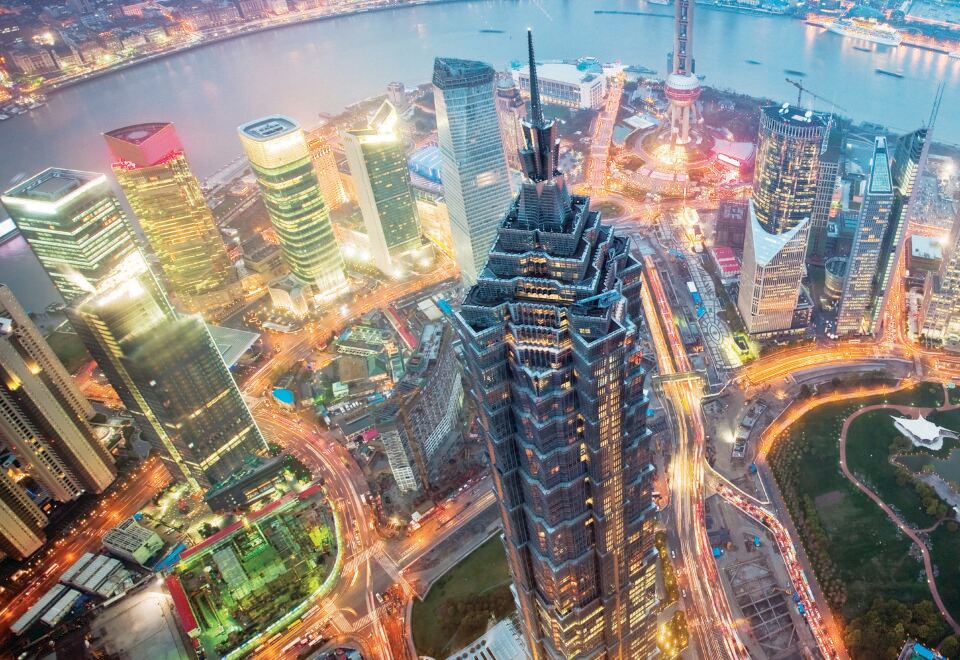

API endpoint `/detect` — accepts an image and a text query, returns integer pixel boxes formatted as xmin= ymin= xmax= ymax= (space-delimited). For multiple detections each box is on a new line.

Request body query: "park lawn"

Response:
xmin=412 ymin=536 xmax=515 ymax=658
xmin=844 ymin=410 xmax=940 ymax=530
xmin=46 ymin=327 xmax=91 ymax=374
xmin=949 ymin=385 xmax=960 ymax=406
xmin=929 ymin=526 xmax=960 ymax=617
xmin=768 ymin=384 xmax=948 ymax=620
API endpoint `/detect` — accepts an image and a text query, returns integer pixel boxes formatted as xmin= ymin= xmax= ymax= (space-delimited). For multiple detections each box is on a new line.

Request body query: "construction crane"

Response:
xmin=784 ymin=78 xmax=848 ymax=112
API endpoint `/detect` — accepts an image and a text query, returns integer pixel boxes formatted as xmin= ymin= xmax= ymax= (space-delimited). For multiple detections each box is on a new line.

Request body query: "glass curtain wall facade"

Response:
xmin=454 ymin=32 xmax=657 ymax=660
xmin=1 ymin=169 xmax=136 ymax=305
xmin=836 ymin=137 xmax=893 ymax=335
xmin=737 ymin=105 xmax=826 ymax=335
xmin=105 ymin=122 xmax=235 ymax=305
xmin=239 ymin=115 xmax=346 ymax=296
xmin=433 ymin=57 xmax=512 ymax=285
xmin=343 ymin=101 xmax=423 ymax=274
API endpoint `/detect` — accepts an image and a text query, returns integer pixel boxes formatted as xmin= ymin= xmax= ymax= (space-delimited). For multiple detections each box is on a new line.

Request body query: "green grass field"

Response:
xmin=767 ymin=383 xmax=952 ymax=621
xmin=412 ymin=536 xmax=515 ymax=658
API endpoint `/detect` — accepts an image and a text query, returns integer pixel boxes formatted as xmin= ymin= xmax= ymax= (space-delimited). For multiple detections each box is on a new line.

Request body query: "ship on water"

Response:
xmin=827 ymin=17 xmax=902 ymax=46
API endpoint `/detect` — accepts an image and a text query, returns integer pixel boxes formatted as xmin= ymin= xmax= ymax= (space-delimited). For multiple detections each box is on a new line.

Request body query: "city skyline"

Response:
xmin=3 ymin=7 xmax=960 ymax=660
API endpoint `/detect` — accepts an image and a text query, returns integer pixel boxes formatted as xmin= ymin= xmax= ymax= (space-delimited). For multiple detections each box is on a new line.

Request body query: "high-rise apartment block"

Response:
xmin=738 ymin=105 xmax=826 ymax=335
xmin=454 ymin=33 xmax=657 ymax=659
xmin=836 ymin=137 xmax=893 ymax=335
xmin=104 ymin=123 xmax=236 ymax=309
xmin=343 ymin=101 xmax=424 ymax=275
xmin=0 ymin=470 xmax=47 ymax=560
xmin=0 ymin=285 xmax=115 ymax=501
xmin=1 ymin=169 xmax=136 ymax=305
xmin=239 ymin=115 xmax=346 ymax=298
xmin=433 ymin=57 xmax=512 ymax=285
xmin=496 ymin=74 xmax=527 ymax=170
xmin=379 ymin=322 xmax=463 ymax=493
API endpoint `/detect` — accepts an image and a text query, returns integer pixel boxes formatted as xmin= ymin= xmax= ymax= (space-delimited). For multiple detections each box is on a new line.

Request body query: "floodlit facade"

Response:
xmin=454 ymin=33 xmax=657 ymax=659
xmin=921 ymin=215 xmax=960 ymax=343
xmin=874 ymin=127 xmax=931 ymax=333
xmin=664 ymin=0 xmax=701 ymax=144
xmin=380 ymin=322 xmax=463 ymax=493
xmin=0 ymin=470 xmax=47 ymax=560
xmin=737 ymin=105 xmax=826 ymax=335
xmin=808 ymin=124 xmax=842 ymax=265
xmin=1 ymin=169 xmax=136 ymax=305
xmin=71 ymin=251 xmax=268 ymax=491
xmin=104 ymin=122 xmax=236 ymax=306
xmin=0 ymin=285 xmax=116 ymax=499
xmin=306 ymin=126 xmax=349 ymax=211
xmin=836 ymin=137 xmax=893 ymax=335
xmin=238 ymin=115 xmax=346 ymax=297
xmin=513 ymin=61 xmax=607 ymax=110
xmin=343 ymin=101 xmax=424 ymax=275
xmin=496 ymin=74 xmax=528 ymax=170
xmin=433 ymin=57 xmax=513 ymax=285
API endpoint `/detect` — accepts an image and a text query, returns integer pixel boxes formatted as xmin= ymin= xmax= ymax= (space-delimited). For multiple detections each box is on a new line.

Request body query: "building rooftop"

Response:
xmin=748 ymin=199 xmax=808 ymax=266
xmin=517 ymin=60 xmax=605 ymax=86
xmin=104 ymin=122 xmax=183 ymax=168
xmin=911 ymin=235 xmax=943 ymax=260
xmin=206 ymin=323 xmax=259 ymax=368
xmin=238 ymin=115 xmax=299 ymax=141
xmin=2 ymin=168 xmax=105 ymax=204
xmin=433 ymin=57 xmax=495 ymax=89
xmin=761 ymin=103 xmax=830 ymax=129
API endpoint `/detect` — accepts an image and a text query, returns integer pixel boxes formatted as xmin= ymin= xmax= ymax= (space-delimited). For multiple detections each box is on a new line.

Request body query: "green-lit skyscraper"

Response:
xmin=238 ymin=115 xmax=347 ymax=299
xmin=343 ymin=101 xmax=424 ymax=275
xmin=4 ymin=168 xmax=267 ymax=492
xmin=70 ymin=251 xmax=268 ymax=491
xmin=1 ymin=169 xmax=136 ymax=305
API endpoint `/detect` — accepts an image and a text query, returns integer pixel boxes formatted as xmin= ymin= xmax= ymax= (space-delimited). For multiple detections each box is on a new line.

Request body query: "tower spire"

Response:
xmin=527 ymin=28 xmax=544 ymax=128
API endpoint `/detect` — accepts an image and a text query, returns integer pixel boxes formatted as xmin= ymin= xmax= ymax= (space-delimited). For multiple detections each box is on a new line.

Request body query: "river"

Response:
xmin=2 ymin=0 xmax=959 ymax=310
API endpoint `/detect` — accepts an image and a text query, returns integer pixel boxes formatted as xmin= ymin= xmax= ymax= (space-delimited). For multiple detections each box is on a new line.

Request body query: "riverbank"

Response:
xmin=33 ymin=0 xmax=471 ymax=99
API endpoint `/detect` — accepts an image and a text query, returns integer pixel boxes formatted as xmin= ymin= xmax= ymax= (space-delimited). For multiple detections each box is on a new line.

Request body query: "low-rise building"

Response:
xmin=103 ymin=518 xmax=164 ymax=565
xmin=512 ymin=59 xmax=607 ymax=110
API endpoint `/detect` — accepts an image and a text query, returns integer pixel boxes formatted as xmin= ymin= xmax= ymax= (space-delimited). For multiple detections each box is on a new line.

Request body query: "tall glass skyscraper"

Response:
xmin=433 ymin=56 xmax=512 ymax=285
xmin=238 ymin=115 xmax=346 ymax=298
xmin=70 ymin=251 xmax=268 ymax=491
xmin=343 ymin=101 xmax=424 ymax=275
xmin=836 ymin=137 xmax=893 ymax=336
xmin=0 ymin=284 xmax=116 ymax=501
xmin=454 ymin=33 xmax=657 ymax=659
xmin=873 ymin=126 xmax=931 ymax=334
xmin=1 ymin=169 xmax=136 ymax=305
xmin=104 ymin=122 xmax=236 ymax=308
xmin=737 ymin=105 xmax=827 ymax=335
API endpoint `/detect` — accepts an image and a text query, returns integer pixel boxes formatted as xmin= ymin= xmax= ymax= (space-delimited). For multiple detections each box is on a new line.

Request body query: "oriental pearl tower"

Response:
xmin=664 ymin=0 xmax=702 ymax=145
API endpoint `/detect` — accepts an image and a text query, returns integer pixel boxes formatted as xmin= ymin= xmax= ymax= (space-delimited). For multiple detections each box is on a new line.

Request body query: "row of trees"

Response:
xmin=845 ymin=598 xmax=957 ymax=659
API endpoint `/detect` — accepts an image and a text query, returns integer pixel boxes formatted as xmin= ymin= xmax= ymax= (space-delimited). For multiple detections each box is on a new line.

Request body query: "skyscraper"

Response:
xmin=836 ymin=137 xmax=893 ymax=336
xmin=873 ymin=126 xmax=931 ymax=333
xmin=238 ymin=115 xmax=347 ymax=298
xmin=807 ymin=122 xmax=842 ymax=266
xmin=433 ymin=56 xmax=512 ymax=285
xmin=379 ymin=322 xmax=462 ymax=493
xmin=343 ymin=101 xmax=424 ymax=275
xmin=737 ymin=105 xmax=827 ymax=335
xmin=306 ymin=127 xmax=349 ymax=211
xmin=0 ymin=285 xmax=116 ymax=500
xmin=70 ymin=251 xmax=268 ymax=491
xmin=1 ymin=169 xmax=136 ymax=305
xmin=0 ymin=470 xmax=47 ymax=560
xmin=453 ymin=32 xmax=657 ymax=659
xmin=104 ymin=123 xmax=236 ymax=308
xmin=920 ymin=212 xmax=960 ymax=343
xmin=496 ymin=73 xmax=527 ymax=170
